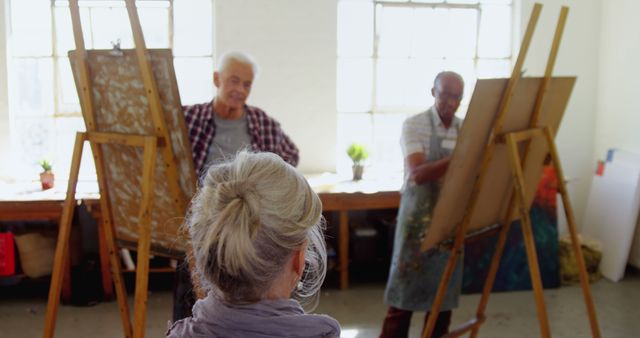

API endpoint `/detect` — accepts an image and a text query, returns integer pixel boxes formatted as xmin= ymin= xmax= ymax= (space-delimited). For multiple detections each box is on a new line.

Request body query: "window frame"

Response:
xmin=6 ymin=0 xmax=215 ymax=180
xmin=338 ymin=0 xmax=515 ymax=116
xmin=336 ymin=0 xmax=515 ymax=175
xmin=50 ymin=0 xmax=175 ymax=117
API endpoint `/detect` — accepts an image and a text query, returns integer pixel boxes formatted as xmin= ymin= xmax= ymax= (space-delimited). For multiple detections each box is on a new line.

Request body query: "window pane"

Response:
xmin=404 ymin=58 xmax=444 ymax=108
xmin=443 ymin=59 xmax=475 ymax=105
xmin=478 ymin=4 xmax=512 ymax=58
xmin=412 ymin=8 xmax=447 ymax=58
xmin=372 ymin=113 xmax=405 ymax=175
xmin=378 ymin=6 xmax=412 ymax=57
xmin=174 ymin=57 xmax=214 ymax=105
xmin=90 ymin=7 xmax=134 ymax=49
xmin=447 ymin=0 xmax=479 ymax=4
xmin=56 ymin=57 xmax=81 ymax=114
xmin=77 ymin=7 xmax=94 ymax=49
xmin=11 ymin=117 xmax=56 ymax=178
xmin=11 ymin=58 xmax=55 ymax=117
xmin=173 ymin=0 xmax=213 ymax=56
xmin=412 ymin=0 xmax=444 ymax=3
xmin=376 ymin=58 xmax=447 ymax=110
xmin=53 ymin=117 xmax=96 ymax=181
xmin=139 ymin=6 xmax=170 ymax=48
xmin=337 ymin=58 xmax=373 ymax=113
xmin=11 ymin=1 xmax=52 ymax=56
xmin=337 ymin=1 xmax=374 ymax=57
xmin=477 ymin=59 xmax=511 ymax=78
xmin=54 ymin=6 xmax=75 ymax=56
xmin=12 ymin=115 xmax=94 ymax=180
xmin=376 ymin=58 xmax=410 ymax=108
xmin=446 ymin=9 xmax=478 ymax=58
xmin=336 ymin=113 xmax=373 ymax=174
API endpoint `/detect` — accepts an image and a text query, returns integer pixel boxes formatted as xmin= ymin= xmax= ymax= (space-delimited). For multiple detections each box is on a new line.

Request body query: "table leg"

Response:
xmin=339 ymin=210 xmax=349 ymax=290
xmin=61 ymin=245 xmax=72 ymax=303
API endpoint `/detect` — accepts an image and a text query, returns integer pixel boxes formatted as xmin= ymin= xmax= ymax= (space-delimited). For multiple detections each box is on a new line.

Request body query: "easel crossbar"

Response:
xmin=87 ymin=132 xmax=165 ymax=148
xmin=499 ymin=127 xmax=546 ymax=144
xmin=443 ymin=315 xmax=486 ymax=338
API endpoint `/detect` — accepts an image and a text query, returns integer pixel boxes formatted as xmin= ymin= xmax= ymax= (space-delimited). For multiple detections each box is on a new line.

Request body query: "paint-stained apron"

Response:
xmin=384 ymin=111 xmax=463 ymax=312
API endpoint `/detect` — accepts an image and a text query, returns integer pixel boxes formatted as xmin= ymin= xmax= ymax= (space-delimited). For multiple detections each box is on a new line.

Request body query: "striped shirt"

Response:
xmin=184 ymin=100 xmax=299 ymax=173
xmin=401 ymin=106 xmax=462 ymax=185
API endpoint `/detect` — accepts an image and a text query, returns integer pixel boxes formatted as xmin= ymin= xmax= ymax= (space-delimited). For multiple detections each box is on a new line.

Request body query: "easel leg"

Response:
xmin=85 ymin=138 xmax=134 ymax=338
xmin=470 ymin=211 xmax=514 ymax=338
xmin=101 ymin=210 xmax=133 ymax=338
xmin=132 ymin=138 xmax=157 ymax=338
xmin=62 ymin=244 xmax=72 ymax=304
xmin=43 ymin=132 xmax=84 ymax=338
xmin=544 ymin=127 xmax=601 ymax=337
xmin=506 ymin=135 xmax=551 ymax=338
xmin=423 ymin=247 xmax=462 ymax=338
xmin=86 ymin=133 xmax=135 ymax=331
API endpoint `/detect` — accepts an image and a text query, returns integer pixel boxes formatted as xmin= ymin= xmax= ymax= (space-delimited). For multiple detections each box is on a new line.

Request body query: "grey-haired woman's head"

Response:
xmin=187 ymin=151 xmax=327 ymax=309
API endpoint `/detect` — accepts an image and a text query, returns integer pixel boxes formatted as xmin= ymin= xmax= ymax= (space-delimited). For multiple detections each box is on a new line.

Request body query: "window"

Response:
xmin=7 ymin=0 xmax=214 ymax=180
xmin=336 ymin=0 xmax=513 ymax=176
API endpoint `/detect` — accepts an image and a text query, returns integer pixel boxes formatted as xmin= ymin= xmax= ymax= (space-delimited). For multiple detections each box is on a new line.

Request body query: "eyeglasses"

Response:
xmin=436 ymin=89 xmax=463 ymax=102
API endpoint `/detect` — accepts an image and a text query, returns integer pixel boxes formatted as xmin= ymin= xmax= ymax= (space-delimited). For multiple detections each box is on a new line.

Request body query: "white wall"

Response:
xmin=520 ymin=0 xmax=602 ymax=229
xmin=0 ymin=0 xmax=10 ymax=174
xmin=595 ymin=0 xmax=640 ymax=158
xmin=215 ymin=0 xmax=337 ymax=173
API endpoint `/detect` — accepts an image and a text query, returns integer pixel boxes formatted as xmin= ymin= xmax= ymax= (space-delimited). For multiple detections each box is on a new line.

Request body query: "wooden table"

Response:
xmin=1 ymin=176 xmax=402 ymax=293
xmin=319 ymin=190 xmax=400 ymax=289
xmin=0 ymin=182 xmax=109 ymax=300
xmin=309 ymin=174 xmax=402 ymax=289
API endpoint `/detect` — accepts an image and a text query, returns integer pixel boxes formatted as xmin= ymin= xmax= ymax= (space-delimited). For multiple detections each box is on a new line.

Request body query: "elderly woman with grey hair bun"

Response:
xmin=166 ymin=151 xmax=340 ymax=338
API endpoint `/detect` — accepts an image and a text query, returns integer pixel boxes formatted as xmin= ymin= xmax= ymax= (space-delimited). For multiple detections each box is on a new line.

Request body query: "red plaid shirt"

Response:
xmin=183 ymin=100 xmax=299 ymax=173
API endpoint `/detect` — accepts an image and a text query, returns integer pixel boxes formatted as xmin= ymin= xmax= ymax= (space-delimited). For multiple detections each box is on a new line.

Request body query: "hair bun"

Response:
xmin=217 ymin=180 xmax=252 ymax=203
xmin=216 ymin=180 xmax=261 ymax=238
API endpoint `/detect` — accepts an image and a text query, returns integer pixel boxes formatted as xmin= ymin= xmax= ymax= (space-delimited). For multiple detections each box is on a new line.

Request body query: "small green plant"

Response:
xmin=346 ymin=143 xmax=369 ymax=166
xmin=39 ymin=160 xmax=53 ymax=172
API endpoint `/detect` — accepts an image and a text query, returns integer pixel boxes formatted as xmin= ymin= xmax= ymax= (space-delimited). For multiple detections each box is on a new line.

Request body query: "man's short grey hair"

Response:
xmin=217 ymin=51 xmax=259 ymax=76
xmin=433 ymin=71 xmax=464 ymax=89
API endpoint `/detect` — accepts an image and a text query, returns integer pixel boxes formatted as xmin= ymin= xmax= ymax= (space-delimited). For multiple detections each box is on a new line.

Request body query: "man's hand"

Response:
xmin=407 ymin=153 xmax=451 ymax=185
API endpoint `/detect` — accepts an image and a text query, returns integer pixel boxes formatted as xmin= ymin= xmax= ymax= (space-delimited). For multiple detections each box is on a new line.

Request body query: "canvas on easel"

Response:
xmin=418 ymin=4 xmax=601 ymax=338
xmin=422 ymin=76 xmax=575 ymax=250
xmin=42 ymin=1 xmax=198 ymax=338
xmin=69 ymin=48 xmax=196 ymax=255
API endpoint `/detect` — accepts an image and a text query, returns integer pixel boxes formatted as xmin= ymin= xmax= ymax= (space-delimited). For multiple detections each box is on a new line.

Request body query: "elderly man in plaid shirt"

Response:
xmin=174 ymin=51 xmax=299 ymax=321
xmin=184 ymin=51 xmax=299 ymax=173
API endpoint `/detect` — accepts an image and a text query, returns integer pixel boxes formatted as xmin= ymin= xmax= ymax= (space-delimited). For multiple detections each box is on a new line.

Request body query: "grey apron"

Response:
xmin=384 ymin=110 xmax=462 ymax=312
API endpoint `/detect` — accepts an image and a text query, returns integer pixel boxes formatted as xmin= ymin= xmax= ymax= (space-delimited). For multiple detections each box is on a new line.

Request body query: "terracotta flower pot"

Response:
xmin=40 ymin=171 xmax=55 ymax=190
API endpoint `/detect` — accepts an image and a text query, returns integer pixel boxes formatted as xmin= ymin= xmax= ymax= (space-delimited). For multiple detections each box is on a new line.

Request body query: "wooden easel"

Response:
xmin=42 ymin=1 xmax=196 ymax=338
xmin=420 ymin=4 xmax=601 ymax=338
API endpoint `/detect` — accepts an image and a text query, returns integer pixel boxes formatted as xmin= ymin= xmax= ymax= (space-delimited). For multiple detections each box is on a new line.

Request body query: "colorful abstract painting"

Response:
xmin=462 ymin=166 xmax=560 ymax=293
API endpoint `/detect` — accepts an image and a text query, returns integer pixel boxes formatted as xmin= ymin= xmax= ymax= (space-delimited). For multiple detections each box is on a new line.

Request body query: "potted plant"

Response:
xmin=347 ymin=143 xmax=369 ymax=181
xmin=39 ymin=160 xmax=54 ymax=190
